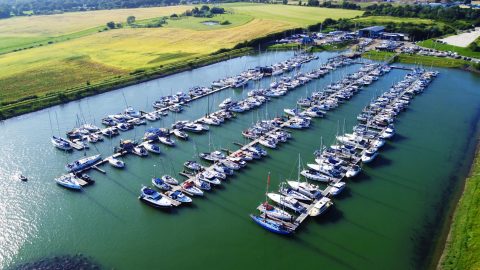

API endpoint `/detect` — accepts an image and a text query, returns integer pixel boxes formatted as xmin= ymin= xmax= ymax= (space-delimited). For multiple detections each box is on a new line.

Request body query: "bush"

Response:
xmin=220 ymin=20 xmax=231 ymax=25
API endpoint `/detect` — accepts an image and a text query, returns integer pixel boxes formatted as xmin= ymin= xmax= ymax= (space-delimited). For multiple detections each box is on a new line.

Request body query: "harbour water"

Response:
xmin=0 ymin=51 xmax=479 ymax=270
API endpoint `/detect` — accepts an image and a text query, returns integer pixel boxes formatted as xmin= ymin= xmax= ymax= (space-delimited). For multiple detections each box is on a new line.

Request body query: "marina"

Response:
xmin=1 ymin=50 xmax=480 ymax=270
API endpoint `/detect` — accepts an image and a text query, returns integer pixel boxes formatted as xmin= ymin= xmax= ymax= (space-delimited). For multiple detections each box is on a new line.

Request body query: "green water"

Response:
xmin=1 ymin=51 xmax=479 ymax=270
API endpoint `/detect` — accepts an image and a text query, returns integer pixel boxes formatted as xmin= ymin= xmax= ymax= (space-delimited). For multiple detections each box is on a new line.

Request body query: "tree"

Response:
xmin=283 ymin=0 xmax=288 ymax=4
xmin=127 ymin=16 xmax=135 ymax=25
xmin=106 ymin=21 xmax=115 ymax=29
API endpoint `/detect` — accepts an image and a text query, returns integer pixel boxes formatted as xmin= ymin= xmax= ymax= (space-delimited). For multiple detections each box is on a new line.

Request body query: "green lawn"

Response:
xmin=362 ymin=51 xmax=470 ymax=68
xmin=418 ymin=39 xmax=480 ymax=59
xmin=440 ymin=151 xmax=480 ymax=270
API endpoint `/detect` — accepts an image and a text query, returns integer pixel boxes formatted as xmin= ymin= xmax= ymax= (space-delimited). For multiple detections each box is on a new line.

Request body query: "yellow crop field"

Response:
xmin=0 ymin=6 xmax=192 ymax=37
xmin=0 ymin=3 xmax=362 ymax=110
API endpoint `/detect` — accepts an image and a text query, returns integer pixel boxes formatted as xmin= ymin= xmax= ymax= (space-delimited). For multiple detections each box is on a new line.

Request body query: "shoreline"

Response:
xmin=433 ymin=109 xmax=480 ymax=269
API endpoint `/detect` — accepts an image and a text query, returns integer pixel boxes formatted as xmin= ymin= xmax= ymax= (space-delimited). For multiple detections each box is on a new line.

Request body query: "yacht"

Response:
xmin=139 ymin=187 xmax=173 ymax=208
xmin=152 ymin=177 xmax=172 ymax=191
xmin=257 ymin=202 xmax=293 ymax=221
xmin=181 ymin=180 xmax=204 ymax=196
xmin=107 ymin=157 xmax=125 ymax=168
xmin=51 ymin=136 xmax=72 ymax=151
xmin=250 ymin=214 xmax=293 ymax=235
xmin=267 ymin=193 xmax=306 ymax=213
xmin=308 ymin=197 xmax=333 ymax=217
xmin=165 ymin=190 xmax=192 ymax=204
xmin=361 ymin=148 xmax=378 ymax=163
xmin=144 ymin=143 xmax=161 ymax=154
xmin=161 ymin=175 xmax=179 ymax=185
xmin=65 ymin=155 xmax=101 ymax=172
xmin=287 ymin=180 xmax=322 ymax=199
xmin=172 ymin=129 xmax=188 ymax=140
xmin=158 ymin=136 xmax=175 ymax=146
xmin=55 ymin=174 xmax=82 ymax=190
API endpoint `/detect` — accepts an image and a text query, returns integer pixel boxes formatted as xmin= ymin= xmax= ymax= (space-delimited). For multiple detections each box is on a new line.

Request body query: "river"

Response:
xmin=0 ymin=51 xmax=479 ymax=270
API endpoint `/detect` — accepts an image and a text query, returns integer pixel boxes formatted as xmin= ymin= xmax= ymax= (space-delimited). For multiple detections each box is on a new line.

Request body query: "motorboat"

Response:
xmin=328 ymin=182 xmax=346 ymax=196
xmin=51 ymin=136 xmax=72 ymax=151
xmin=267 ymin=193 xmax=306 ymax=213
xmin=258 ymin=137 xmax=276 ymax=149
xmin=165 ymin=190 xmax=192 ymax=204
xmin=181 ymin=180 xmax=204 ymax=196
xmin=55 ymin=174 xmax=82 ymax=190
xmin=124 ymin=107 xmax=142 ymax=118
xmin=161 ymin=175 xmax=179 ymax=185
xmin=144 ymin=112 xmax=158 ymax=121
xmin=172 ymin=129 xmax=188 ymax=140
xmin=152 ymin=177 xmax=172 ymax=191
xmin=345 ymin=165 xmax=361 ymax=178
xmin=132 ymin=146 xmax=148 ymax=157
xmin=158 ymin=136 xmax=175 ymax=146
xmin=193 ymin=178 xmax=211 ymax=191
xmin=138 ymin=186 xmax=173 ymax=208
xmin=219 ymin=159 xmax=240 ymax=170
xmin=107 ymin=157 xmax=125 ymax=168
xmin=213 ymin=164 xmax=234 ymax=175
xmin=198 ymin=173 xmax=221 ymax=186
xmin=258 ymin=202 xmax=292 ymax=221
xmin=184 ymin=160 xmax=203 ymax=171
xmin=308 ymin=197 xmax=333 ymax=217
xmin=65 ymin=155 xmax=101 ymax=172
xmin=361 ymin=148 xmax=378 ymax=163
xmin=250 ymin=214 xmax=293 ymax=235
xmin=248 ymin=146 xmax=267 ymax=156
xmin=169 ymin=104 xmax=183 ymax=113
xmin=144 ymin=143 xmax=161 ymax=154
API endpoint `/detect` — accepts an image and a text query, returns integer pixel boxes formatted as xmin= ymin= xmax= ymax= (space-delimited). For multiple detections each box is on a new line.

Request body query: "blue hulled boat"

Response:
xmin=250 ymin=214 xmax=293 ymax=235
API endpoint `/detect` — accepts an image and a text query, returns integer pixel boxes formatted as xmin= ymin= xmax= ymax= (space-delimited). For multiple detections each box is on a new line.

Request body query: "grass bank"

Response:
xmin=439 ymin=145 xmax=480 ymax=270
xmin=362 ymin=51 xmax=471 ymax=68
xmin=418 ymin=39 xmax=480 ymax=59
xmin=0 ymin=47 xmax=252 ymax=120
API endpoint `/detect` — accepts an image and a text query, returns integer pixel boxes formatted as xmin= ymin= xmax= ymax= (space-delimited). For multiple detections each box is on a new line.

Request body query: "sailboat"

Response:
xmin=257 ymin=173 xmax=293 ymax=221
xmin=287 ymin=154 xmax=322 ymax=200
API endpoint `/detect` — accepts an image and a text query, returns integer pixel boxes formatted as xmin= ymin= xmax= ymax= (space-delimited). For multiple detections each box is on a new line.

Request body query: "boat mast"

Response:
xmin=265 ymin=172 xmax=270 ymax=204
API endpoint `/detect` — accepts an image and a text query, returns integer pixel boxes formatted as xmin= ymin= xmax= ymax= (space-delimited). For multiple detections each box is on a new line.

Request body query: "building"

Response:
xmin=380 ymin=33 xmax=408 ymax=41
xmin=358 ymin=26 xmax=385 ymax=38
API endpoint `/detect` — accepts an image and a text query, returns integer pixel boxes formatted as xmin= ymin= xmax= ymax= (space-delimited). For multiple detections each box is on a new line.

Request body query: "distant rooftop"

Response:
xmin=360 ymin=26 xmax=385 ymax=32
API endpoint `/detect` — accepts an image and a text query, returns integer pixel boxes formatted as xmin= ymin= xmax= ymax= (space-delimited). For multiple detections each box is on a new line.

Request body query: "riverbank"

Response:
xmin=0 ymin=47 xmax=252 ymax=120
xmin=438 ymin=142 xmax=480 ymax=270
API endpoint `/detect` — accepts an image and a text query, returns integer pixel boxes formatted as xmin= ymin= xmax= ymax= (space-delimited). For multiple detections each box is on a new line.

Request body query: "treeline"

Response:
xmin=306 ymin=0 xmax=361 ymax=10
xmin=0 ymin=0 xmax=185 ymax=17
xmin=182 ymin=5 xmax=225 ymax=17
xmin=363 ymin=4 xmax=480 ymax=27
xmin=307 ymin=17 xmax=454 ymax=41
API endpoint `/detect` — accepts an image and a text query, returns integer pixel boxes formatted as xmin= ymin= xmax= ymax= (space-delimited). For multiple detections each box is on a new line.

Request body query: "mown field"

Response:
xmin=0 ymin=3 xmax=362 ymax=113
xmin=440 ymin=149 xmax=480 ymax=270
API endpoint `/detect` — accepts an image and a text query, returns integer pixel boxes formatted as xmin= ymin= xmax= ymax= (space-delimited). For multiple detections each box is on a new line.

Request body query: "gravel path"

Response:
xmin=439 ymin=28 xmax=480 ymax=47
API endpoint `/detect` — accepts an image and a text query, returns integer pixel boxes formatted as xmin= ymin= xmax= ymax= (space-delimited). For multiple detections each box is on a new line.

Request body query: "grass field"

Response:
xmin=0 ymin=6 xmax=192 ymax=54
xmin=439 ymin=149 xmax=480 ymax=270
xmin=0 ymin=3 xmax=362 ymax=113
xmin=418 ymin=39 xmax=480 ymax=59
xmin=362 ymin=51 xmax=470 ymax=68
